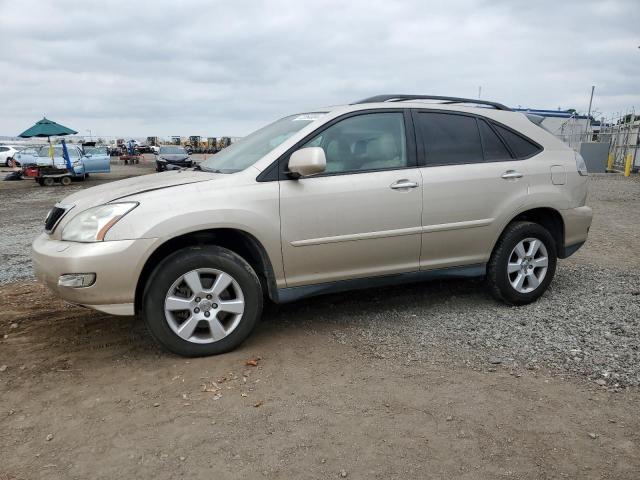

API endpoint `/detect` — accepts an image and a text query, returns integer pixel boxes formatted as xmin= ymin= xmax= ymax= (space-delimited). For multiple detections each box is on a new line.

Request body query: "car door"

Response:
xmin=414 ymin=110 xmax=530 ymax=270
xmin=82 ymin=147 xmax=110 ymax=173
xmin=279 ymin=110 xmax=423 ymax=287
xmin=89 ymin=147 xmax=111 ymax=172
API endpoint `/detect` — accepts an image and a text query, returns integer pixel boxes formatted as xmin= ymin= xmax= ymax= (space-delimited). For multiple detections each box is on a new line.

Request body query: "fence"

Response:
xmin=600 ymin=119 xmax=640 ymax=173
xmin=549 ymin=112 xmax=639 ymax=174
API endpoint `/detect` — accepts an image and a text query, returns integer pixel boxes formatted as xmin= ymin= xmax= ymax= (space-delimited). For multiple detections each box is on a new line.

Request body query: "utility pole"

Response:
xmin=585 ymin=85 xmax=595 ymax=139
xmin=478 ymin=86 xmax=482 ymax=99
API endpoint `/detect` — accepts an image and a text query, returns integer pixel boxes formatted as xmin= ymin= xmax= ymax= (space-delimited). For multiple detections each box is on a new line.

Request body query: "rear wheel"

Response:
xmin=142 ymin=246 xmax=263 ymax=357
xmin=43 ymin=177 xmax=55 ymax=187
xmin=487 ymin=221 xmax=557 ymax=305
xmin=60 ymin=176 xmax=72 ymax=186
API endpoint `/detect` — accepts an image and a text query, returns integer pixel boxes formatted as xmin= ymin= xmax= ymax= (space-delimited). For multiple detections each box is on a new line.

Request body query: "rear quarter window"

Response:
xmin=491 ymin=123 xmax=542 ymax=159
xmin=478 ymin=119 xmax=512 ymax=161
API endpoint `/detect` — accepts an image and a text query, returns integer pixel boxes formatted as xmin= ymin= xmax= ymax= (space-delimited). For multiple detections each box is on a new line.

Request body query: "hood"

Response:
xmin=58 ymin=170 xmax=218 ymax=209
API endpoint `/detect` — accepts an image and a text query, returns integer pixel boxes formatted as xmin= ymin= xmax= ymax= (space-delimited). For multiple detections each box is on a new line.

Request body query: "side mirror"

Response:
xmin=288 ymin=147 xmax=326 ymax=178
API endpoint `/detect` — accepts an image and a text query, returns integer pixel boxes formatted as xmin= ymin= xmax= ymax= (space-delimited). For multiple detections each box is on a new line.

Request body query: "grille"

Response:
xmin=45 ymin=206 xmax=67 ymax=233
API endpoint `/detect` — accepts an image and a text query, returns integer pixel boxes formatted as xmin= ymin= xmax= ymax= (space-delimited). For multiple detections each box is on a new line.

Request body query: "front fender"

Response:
xmin=104 ymin=177 xmax=284 ymax=285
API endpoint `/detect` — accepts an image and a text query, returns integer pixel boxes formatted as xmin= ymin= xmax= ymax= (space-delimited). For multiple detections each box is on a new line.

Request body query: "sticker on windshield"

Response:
xmin=292 ymin=113 xmax=325 ymax=122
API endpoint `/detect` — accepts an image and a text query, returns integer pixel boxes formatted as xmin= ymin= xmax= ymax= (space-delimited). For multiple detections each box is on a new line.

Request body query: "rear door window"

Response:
xmin=414 ymin=112 xmax=483 ymax=166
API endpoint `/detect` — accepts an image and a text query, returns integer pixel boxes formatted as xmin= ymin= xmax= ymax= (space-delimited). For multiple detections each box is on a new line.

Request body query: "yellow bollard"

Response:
xmin=607 ymin=153 xmax=614 ymax=171
xmin=624 ymin=153 xmax=632 ymax=177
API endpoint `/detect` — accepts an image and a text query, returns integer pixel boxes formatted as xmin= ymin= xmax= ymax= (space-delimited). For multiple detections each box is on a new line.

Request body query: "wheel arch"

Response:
xmin=493 ymin=207 xmax=566 ymax=258
xmin=134 ymin=228 xmax=278 ymax=315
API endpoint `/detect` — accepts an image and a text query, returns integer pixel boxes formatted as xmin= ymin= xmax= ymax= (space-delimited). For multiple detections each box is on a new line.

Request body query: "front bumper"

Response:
xmin=32 ymin=233 xmax=158 ymax=315
xmin=159 ymin=159 xmax=192 ymax=168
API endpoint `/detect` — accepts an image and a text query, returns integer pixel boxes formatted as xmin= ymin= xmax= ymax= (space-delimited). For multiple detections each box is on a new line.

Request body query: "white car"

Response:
xmin=0 ymin=145 xmax=19 ymax=166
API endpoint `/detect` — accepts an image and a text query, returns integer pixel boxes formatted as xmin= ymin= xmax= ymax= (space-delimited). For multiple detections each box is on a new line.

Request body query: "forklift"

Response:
xmin=206 ymin=137 xmax=218 ymax=154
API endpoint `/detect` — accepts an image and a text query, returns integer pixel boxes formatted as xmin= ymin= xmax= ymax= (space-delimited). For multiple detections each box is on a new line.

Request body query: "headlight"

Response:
xmin=61 ymin=203 xmax=138 ymax=242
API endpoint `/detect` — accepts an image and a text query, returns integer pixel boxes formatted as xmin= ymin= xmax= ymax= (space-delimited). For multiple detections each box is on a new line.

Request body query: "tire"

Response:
xmin=142 ymin=245 xmax=263 ymax=357
xmin=6 ymin=157 xmax=13 ymax=167
xmin=43 ymin=177 xmax=55 ymax=187
xmin=155 ymin=162 xmax=164 ymax=172
xmin=487 ymin=221 xmax=557 ymax=305
xmin=60 ymin=176 xmax=72 ymax=186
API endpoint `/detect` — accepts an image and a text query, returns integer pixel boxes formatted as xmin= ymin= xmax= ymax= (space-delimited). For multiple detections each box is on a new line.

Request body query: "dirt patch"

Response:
xmin=1 ymin=283 xmax=640 ymax=479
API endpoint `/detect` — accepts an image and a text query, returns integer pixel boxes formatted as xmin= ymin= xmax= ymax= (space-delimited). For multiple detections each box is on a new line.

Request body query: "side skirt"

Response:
xmin=275 ymin=264 xmax=486 ymax=304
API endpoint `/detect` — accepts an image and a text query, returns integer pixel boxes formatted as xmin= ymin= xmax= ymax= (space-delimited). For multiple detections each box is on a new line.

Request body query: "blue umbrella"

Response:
xmin=61 ymin=139 xmax=73 ymax=171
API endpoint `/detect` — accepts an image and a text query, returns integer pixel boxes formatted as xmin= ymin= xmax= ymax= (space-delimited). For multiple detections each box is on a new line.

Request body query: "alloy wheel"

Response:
xmin=507 ymin=237 xmax=549 ymax=293
xmin=164 ymin=268 xmax=245 ymax=344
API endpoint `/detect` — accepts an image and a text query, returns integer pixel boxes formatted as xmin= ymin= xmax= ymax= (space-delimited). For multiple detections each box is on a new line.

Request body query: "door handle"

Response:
xmin=390 ymin=179 xmax=419 ymax=190
xmin=501 ymin=170 xmax=523 ymax=179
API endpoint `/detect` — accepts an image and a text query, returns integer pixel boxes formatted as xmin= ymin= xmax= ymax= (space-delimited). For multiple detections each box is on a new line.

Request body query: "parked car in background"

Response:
xmin=107 ymin=144 xmax=122 ymax=156
xmin=34 ymin=144 xmax=111 ymax=176
xmin=32 ymin=94 xmax=592 ymax=357
xmin=155 ymin=145 xmax=192 ymax=171
xmin=136 ymin=145 xmax=153 ymax=154
xmin=12 ymin=146 xmax=40 ymax=166
xmin=0 ymin=145 xmax=19 ymax=166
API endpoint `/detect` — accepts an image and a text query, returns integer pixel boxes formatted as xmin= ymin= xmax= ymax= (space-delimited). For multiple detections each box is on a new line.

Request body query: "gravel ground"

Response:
xmin=296 ymin=263 xmax=640 ymax=387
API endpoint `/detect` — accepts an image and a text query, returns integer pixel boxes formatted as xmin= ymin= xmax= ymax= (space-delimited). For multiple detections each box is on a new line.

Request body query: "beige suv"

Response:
xmin=32 ymin=95 xmax=592 ymax=356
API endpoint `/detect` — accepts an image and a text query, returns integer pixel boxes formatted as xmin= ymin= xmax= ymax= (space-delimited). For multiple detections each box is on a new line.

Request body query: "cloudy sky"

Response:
xmin=1 ymin=0 xmax=638 ymax=139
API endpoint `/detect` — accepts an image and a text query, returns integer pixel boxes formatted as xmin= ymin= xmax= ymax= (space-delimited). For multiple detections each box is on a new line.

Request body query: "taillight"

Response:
xmin=575 ymin=152 xmax=588 ymax=176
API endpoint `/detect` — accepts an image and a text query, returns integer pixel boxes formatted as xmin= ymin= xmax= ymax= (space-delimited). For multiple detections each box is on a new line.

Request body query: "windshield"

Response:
xmin=84 ymin=146 xmax=107 ymax=155
xmin=159 ymin=146 xmax=187 ymax=155
xmin=38 ymin=146 xmax=79 ymax=158
xmin=200 ymin=112 xmax=326 ymax=173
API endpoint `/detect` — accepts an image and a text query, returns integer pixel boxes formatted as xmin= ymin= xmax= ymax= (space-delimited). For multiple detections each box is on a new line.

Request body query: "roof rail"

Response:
xmin=352 ymin=94 xmax=511 ymax=111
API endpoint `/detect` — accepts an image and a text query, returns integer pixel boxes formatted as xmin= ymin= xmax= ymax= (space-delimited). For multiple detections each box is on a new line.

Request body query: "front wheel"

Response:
xmin=487 ymin=221 xmax=557 ymax=305
xmin=142 ymin=246 xmax=263 ymax=357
